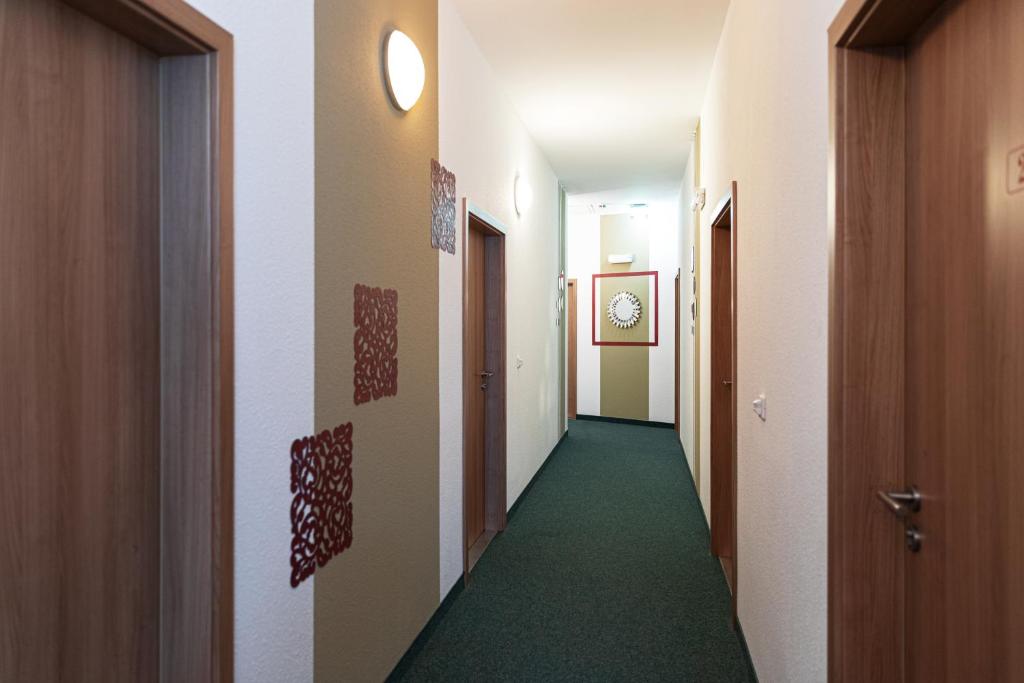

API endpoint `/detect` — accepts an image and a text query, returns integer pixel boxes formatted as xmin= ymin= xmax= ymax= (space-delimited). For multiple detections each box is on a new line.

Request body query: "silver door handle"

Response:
xmin=876 ymin=487 xmax=921 ymax=519
xmin=480 ymin=371 xmax=494 ymax=378
xmin=722 ymin=380 xmax=733 ymax=386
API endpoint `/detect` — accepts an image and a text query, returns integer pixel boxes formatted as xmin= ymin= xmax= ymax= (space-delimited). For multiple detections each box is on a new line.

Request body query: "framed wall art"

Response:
xmin=592 ymin=271 xmax=659 ymax=347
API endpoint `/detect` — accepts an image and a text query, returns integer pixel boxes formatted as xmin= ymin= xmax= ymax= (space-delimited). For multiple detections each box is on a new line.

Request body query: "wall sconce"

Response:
xmin=384 ymin=29 xmax=425 ymax=112
xmin=514 ymin=175 xmax=533 ymax=216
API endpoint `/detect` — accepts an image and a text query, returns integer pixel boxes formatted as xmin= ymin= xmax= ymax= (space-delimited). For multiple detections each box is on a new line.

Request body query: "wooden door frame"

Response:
xmin=674 ymin=270 xmax=681 ymax=435
xmin=828 ymin=1 xmax=946 ymax=679
xmin=567 ymin=279 xmax=578 ymax=420
xmin=52 ymin=1 xmax=235 ymax=678
xmin=709 ymin=184 xmax=738 ymax=623
xmin=461 ymin=199 xmax=508 ymax=579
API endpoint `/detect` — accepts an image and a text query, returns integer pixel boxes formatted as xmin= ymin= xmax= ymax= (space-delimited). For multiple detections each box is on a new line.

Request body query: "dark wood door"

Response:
xmin=0 ymin=0 xmax=162 ymax=678
xmin=903 ymin=0 xmax=1024 ymax=678
xmin=710 ymin=188 xmax=737 ymax=615
xmin=465 ymin=227 xmax=486 ymax=550
xmin=567 ymin=279 xmax=577 ymax=419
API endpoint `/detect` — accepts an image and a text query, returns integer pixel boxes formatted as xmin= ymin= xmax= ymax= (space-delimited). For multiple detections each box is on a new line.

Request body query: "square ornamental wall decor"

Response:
xmin=353 ymin=283 xmax=399 ymax=405
xmin=431 ymin=159 xmax=457 ymax=255
xmin=290 ymin=422 xmax=354 ymax=588
xmin=592 ymin=271 xmax=659 ymax=346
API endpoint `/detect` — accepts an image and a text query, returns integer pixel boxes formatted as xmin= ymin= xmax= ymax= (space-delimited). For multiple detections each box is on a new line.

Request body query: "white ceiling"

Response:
xmin=566 ymin=184 xmax=682 ymax=215
xmin=452 ymin=0 xmax=730 ymax=195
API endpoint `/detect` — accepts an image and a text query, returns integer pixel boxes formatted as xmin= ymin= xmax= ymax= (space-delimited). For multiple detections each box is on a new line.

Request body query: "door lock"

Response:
xmin=905 ymin=526 xmax=922 ymax=553
xmin=877 ymin=486 xmax=924 ymax=552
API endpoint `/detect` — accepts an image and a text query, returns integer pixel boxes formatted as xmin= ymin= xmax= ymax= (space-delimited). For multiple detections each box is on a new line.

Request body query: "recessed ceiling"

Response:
xmin=451 ymin=0 xmax=730 ymax=195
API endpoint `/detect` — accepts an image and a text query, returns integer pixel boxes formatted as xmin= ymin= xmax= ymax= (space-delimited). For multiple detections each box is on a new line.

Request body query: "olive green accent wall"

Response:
xmin=314 ymin=1 xmax=439 ymax=680
xmin=599 ymin=214 xmax=650 ymax=421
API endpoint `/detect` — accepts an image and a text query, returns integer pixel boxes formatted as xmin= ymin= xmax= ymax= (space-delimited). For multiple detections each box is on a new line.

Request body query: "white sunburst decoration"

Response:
xmin=607 ymin=291 xmax=642 ymax=329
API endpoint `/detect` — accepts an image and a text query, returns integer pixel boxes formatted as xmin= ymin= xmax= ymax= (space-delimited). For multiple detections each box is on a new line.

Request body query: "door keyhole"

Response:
xmin=905 ymin=526 xmax=922 ymax=553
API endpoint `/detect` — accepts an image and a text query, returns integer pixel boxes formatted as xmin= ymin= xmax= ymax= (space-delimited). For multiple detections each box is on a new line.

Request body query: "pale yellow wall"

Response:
xmin=314 ymin=1 xmax=439 ymax=680
xmin=599 ymin=214 xmax=650 ymax=420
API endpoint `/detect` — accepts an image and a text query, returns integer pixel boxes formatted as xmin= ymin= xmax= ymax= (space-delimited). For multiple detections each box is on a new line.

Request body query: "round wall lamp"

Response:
xmin=514 ymin=175 xmax=533 ymax=216
xmin=384 ymin=29 xmax=425 ymax=112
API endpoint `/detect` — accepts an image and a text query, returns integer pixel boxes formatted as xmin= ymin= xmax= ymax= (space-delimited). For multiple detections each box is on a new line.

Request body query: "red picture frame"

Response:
xmin=592 ymin=271 xmax=659 ymax=347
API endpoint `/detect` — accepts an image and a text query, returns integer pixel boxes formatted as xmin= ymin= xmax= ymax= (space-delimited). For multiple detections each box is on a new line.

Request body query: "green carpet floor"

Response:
xmin=391 ymin=419 xmax=755 ymax=682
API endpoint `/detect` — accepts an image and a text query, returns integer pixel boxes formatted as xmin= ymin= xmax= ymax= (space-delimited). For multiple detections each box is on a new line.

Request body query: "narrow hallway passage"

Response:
xmin=393 ymin=420 xmax=754 ymax=681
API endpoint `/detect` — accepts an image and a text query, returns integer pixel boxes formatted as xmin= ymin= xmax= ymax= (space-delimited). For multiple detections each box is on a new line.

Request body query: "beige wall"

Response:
xmin=694 ymin=0 xmax=844 ymax=679
xmin=314 ymin=1 xmax=439 ymax=680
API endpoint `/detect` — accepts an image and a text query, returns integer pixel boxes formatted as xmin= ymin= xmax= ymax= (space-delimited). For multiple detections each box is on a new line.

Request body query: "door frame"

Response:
xmin=567 ymin=278 xmax=578 ymax=420
xmin=828 ymin=1 xmax=946 ymax=679
xmin=461 ymin=199 xmax=508 ymax=579
xmin=674 ymin=269 xmax=681 ymax=435
xmin=709 ymin=183 xmax=738 ymax=623
xmin=32 ymin=1 xmax=234 ymax=679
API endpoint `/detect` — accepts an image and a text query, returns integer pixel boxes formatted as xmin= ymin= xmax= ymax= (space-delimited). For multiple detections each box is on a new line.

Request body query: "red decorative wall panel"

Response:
xmin=289 ymin=422 xmax=354 ymax=587
xmin=353 ymin=284 xmax=398 ymax=405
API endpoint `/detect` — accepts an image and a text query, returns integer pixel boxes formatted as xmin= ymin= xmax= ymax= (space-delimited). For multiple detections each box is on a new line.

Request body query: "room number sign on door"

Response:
xmin=1009 ymin=145 xmax=1024 ymax=195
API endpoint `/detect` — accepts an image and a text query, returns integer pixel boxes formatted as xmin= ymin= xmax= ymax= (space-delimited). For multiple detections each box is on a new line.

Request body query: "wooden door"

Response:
xmin=710 ymin=186 xmax=737 ymax=617
xmin=0 ymin=2 xmax=162 ymax=678
xmin=904 ymin=1 xmax=1023 ymax=678
xmin=462 ymin=209 xmax=507 ymax=575
xmin=465 ymin=227 xmax=487 ymax=550
xmin=830 ymin=0 xmax=1023 ymax=678
xmin=567 ymin=279 xmax=577 ymax=420
xmin=0 ymin=0 xmax=234 ymax=678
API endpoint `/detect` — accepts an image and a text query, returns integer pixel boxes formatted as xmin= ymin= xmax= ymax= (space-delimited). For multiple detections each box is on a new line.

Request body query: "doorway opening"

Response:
xmin=710 ymin=182 xmax=738 ymax=621
xmin=462 ymin=202 xmax=508 ymax=576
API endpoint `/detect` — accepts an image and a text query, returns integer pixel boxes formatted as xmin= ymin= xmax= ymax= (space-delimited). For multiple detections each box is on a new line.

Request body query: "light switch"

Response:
xmin=752 ymin=395 xmax=767 ymax=422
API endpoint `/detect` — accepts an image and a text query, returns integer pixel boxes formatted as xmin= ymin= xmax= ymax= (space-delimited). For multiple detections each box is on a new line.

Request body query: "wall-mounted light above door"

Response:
xmin=384 ymin=29 xmax=425 ymax=112
xmin=514 ymin=175 xmax=533 ymax=216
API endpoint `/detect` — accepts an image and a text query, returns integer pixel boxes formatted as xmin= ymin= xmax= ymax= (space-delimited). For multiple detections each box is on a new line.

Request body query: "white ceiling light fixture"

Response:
xmin=514 ymin=175 xmax=533 ymax=216
xmin=384 ymin=29 xmax=425 ymax=112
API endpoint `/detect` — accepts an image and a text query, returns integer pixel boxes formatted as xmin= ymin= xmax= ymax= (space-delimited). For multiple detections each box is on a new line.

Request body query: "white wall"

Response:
xmin=677 ymin=154 xmax=696 ymax=472
xmin=566 ymin=204 xmax=679 ymax=423
xmin=183 ymin=1 xmax=316 ymax=680
xmin=695 ymin=0 xmax=842 ymax=679
xmin=438 ymin=0 xmax=563 ymax=597
xmin=647 ymin=204 xmax=680 ymax=424
xmin=566 ymin=211 xmax=600 ymax=416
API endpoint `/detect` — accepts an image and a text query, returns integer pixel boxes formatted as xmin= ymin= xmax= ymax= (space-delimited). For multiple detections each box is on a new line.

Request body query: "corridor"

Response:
xmin=9 ymin=0 xmax=1021 ymax=679
xmin=392 ymin=420 xmax=754 ymax=681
